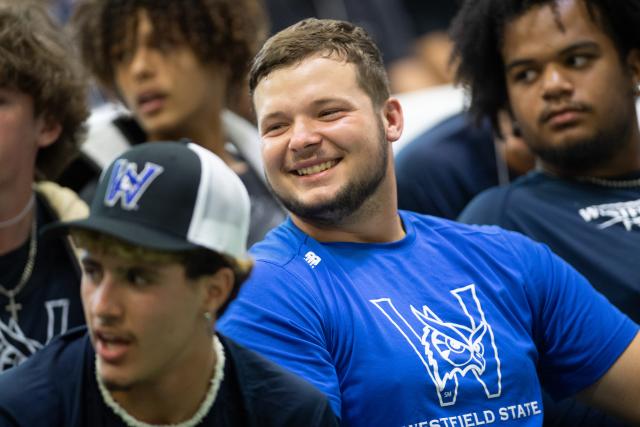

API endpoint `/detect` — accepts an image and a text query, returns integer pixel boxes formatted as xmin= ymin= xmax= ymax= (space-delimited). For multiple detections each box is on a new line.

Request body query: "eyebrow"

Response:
xmin=505 ymin=41 xmax=601 ymax=72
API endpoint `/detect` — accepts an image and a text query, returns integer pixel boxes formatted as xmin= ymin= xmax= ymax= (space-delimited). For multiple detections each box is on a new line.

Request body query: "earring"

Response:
xmin=203 ymin=311 xmax=213 ymax=321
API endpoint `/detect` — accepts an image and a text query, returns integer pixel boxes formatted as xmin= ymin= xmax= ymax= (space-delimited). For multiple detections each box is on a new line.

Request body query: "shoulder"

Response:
xmin=0 ymin=327 xmax=89 ymax=425
xmin=221 ymin=335 xmax=337 ymax=426
xmin=396 ymin=113 xmax=493 ymax=171
xmin=249 ymin=220 xmax=323 ymax=281
xmin=36 ymin=182 xmax=89 ymax=222
xmin=458 ymin=171 xmax=553 ymax=224
xmin=458 ymin=185 xmax=511 ymax=224
xmin=403 ymin=210 xmax=547 ymax=266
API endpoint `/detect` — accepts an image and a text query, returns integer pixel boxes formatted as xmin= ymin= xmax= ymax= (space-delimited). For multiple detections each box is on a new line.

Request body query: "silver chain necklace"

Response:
xmin=0 ymin=215 xmax=37 ymax=323
xmin=576 ymin=176 xmax=640 ymax=188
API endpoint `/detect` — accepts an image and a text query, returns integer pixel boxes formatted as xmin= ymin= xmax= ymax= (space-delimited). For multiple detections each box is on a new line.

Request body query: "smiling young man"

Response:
xmin=218 ymin=17 xmax=640 ymax=426
xmin=0 ymin=141 xmax=337 ymax=426
xmin=71 ymin=0 xmax=285 ymax=246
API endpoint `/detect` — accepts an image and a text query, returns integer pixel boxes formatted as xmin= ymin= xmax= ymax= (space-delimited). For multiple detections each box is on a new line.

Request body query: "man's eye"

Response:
xmin=153 ymin=39 xmax=177 ymax=53
xmin=514 ymin=69 xmax=537 ymax=83
xmin=567 ymin=54 xmax=590 ymax=68
xmin=83 ymin=265 xmax=103 ymax=284
xmin=263 ymin=123 xmax=287 ymax=136
xmin=319 ymin=109 xmax=342 ymax=119
xmin=125 ymin=269 xmax=151 ymax=287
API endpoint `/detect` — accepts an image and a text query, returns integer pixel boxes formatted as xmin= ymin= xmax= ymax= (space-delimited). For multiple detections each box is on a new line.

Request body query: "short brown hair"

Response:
xmin=71 ymin=229 xmax=253 ymax=317
xmin=73 ymin=0 xmax=268 ymax=94
xmin=0 ymin=1 xmax=88 ymax=180
xmin=249 ymin=18 xmax=390 ymax=108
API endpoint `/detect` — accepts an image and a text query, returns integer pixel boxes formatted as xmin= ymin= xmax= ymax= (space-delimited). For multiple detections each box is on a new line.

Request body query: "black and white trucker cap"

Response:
xmin=46 ymin=141 xmax=250 ymax=259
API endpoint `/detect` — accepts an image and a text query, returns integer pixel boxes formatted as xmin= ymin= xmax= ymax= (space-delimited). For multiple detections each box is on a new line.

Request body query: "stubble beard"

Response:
xmin=267 ymin=121 xmax=388 ymax=226
xmin=526 ymin=105 xmax=636 ymax=175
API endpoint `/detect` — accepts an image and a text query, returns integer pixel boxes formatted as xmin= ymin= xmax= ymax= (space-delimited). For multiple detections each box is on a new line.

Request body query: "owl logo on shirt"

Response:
xmin=371 ymin=284 xmax=501 ymax=406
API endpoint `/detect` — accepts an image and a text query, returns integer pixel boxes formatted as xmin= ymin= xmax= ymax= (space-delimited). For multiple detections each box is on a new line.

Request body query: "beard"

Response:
xmin=267 ymin=120 xmax=388 ymax=226
xmin=525 ymin=102 xmax=636 ymax=174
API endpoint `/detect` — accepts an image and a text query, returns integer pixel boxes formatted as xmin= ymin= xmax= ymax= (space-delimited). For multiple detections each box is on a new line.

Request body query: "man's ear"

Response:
xmin=382 ymin=98 xmax=404 ymax=143
xmin=201 ymin=267 xmax=234 ymax=315
xmin=626 ymin=49 xmax=640 ymax=93
xmin=36 ymin=115 xmax=62 ymax=149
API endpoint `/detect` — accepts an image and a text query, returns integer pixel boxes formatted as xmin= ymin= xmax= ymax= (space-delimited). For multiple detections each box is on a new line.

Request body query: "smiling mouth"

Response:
xmin=295 ymin=160 xmax=338 ymax=176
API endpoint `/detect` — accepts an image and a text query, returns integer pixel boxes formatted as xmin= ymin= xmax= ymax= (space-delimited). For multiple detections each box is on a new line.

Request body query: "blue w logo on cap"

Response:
xmin=104 ymin=159 xmax=164 ymax=210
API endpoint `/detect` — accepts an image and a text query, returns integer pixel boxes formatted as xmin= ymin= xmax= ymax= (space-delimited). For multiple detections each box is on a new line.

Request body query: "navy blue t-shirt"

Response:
xmin=459 ymin=171 xmax=640 ymax=324
xmin=0 ymin=194 xmax=84 ymax=371
xmin=0 ymin=327 xmax=337 ymax=426
xmin=396 ymin=113 xmax=508 ymax=219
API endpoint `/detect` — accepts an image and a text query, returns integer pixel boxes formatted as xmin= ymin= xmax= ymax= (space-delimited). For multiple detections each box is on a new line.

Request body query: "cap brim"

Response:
xmin=42 ymin=216 xmax=200 ymax=252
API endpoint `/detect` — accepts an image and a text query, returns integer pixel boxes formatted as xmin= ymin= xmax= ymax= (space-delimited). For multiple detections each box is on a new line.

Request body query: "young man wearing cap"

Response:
xmin=0 ymin=141 xmax=337 ymax=426
xmin=218 ymin=18 xmax=640 ymax=426
xmin=0 ymin=1 xmax=89 ymax=371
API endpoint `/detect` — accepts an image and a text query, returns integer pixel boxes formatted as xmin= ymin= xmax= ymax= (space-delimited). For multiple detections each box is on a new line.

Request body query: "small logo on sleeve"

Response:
xmin=304 ymin=251 xmax=322 ymax=268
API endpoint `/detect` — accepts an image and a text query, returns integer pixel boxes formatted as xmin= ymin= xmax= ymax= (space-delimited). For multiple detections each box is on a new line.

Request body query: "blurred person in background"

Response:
xmin=396 ymin=110 xmax=534 ymax=219
xmin=0 ymin=0 xmax=88 ymax=371
xmin=262 ymin=0 xmax=459 ymax=93
xmin=68 ymin=0 xmax=285 ymax=247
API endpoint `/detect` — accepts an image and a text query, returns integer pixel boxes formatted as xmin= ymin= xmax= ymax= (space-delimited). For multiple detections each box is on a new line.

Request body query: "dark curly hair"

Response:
xmin=0 ymin=1 xmax=89 ymax=181
xmin=249 ymin=18 xmax=390 ymax=108
xmin=73 ymin=0 xmax=268 ymax=95
xmin=450 ymin=0 xmax=640 ymax=127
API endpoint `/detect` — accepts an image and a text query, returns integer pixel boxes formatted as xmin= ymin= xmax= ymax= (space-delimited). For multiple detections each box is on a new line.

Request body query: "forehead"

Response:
xmin=253 ymin=55 xmax=365 ymax=115
xmin=112 ymin=8 xmax=181 ymax=54
xmin=501 ymin=0 xmax=613 ymax=61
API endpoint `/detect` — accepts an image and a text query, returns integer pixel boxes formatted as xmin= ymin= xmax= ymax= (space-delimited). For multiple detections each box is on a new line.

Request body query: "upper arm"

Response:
xmin=503 ymin=231 xmax=639 ymax=399
xmin=578 ymin=331 xmax=640 ymax=424
xmin=218 ymin=262 xmax=342 ymax=415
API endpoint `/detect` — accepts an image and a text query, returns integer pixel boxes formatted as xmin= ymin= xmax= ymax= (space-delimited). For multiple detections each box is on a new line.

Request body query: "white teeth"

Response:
xmin=296 ymin=160 xmax=337 ymax=176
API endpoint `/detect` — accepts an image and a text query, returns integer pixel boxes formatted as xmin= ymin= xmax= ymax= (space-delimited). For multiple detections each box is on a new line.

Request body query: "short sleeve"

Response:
xmin=218 ymin=261 xmax=342 ymax=417
xmin=502 ymin=231 xmax=639 ymax=398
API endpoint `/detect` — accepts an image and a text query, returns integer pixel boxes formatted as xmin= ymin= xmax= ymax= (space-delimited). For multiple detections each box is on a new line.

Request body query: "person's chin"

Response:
xmin=98 ymin=365 xmax=135 ymax=392
xmin=139 ymin=114 xmax=181 ymax=140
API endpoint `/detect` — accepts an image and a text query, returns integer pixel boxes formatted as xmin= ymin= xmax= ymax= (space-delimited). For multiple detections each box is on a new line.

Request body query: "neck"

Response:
xmin=0 ymin=187 xmax=35 ymax=255
xmin=291 ymin=173 xmax=405 ymax=243
xmin=150 ymin=113 xmax=230 ymax=159
xmin=110 ymin=334 xmax=217 ymax=425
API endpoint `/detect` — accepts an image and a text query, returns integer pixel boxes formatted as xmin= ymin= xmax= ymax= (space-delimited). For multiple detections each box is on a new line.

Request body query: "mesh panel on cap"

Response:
xmin=186 ymin=143 xmax=250 ymax=259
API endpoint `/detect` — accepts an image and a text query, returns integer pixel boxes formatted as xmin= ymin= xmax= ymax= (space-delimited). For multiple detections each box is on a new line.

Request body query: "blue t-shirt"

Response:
xmin=219 ymin=211 xmax=638 ymax=426
xmin=459 ymin=171 xmax=640 ymax=324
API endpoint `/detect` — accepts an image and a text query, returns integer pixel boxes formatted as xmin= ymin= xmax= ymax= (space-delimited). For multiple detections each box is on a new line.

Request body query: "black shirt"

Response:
xmin=0 ymin=327 xmax=338 ymax=426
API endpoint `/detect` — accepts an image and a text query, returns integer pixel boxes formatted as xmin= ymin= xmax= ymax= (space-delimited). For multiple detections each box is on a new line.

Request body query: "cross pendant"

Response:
xmin=5 ymin=297 xmax=21 ymax=322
